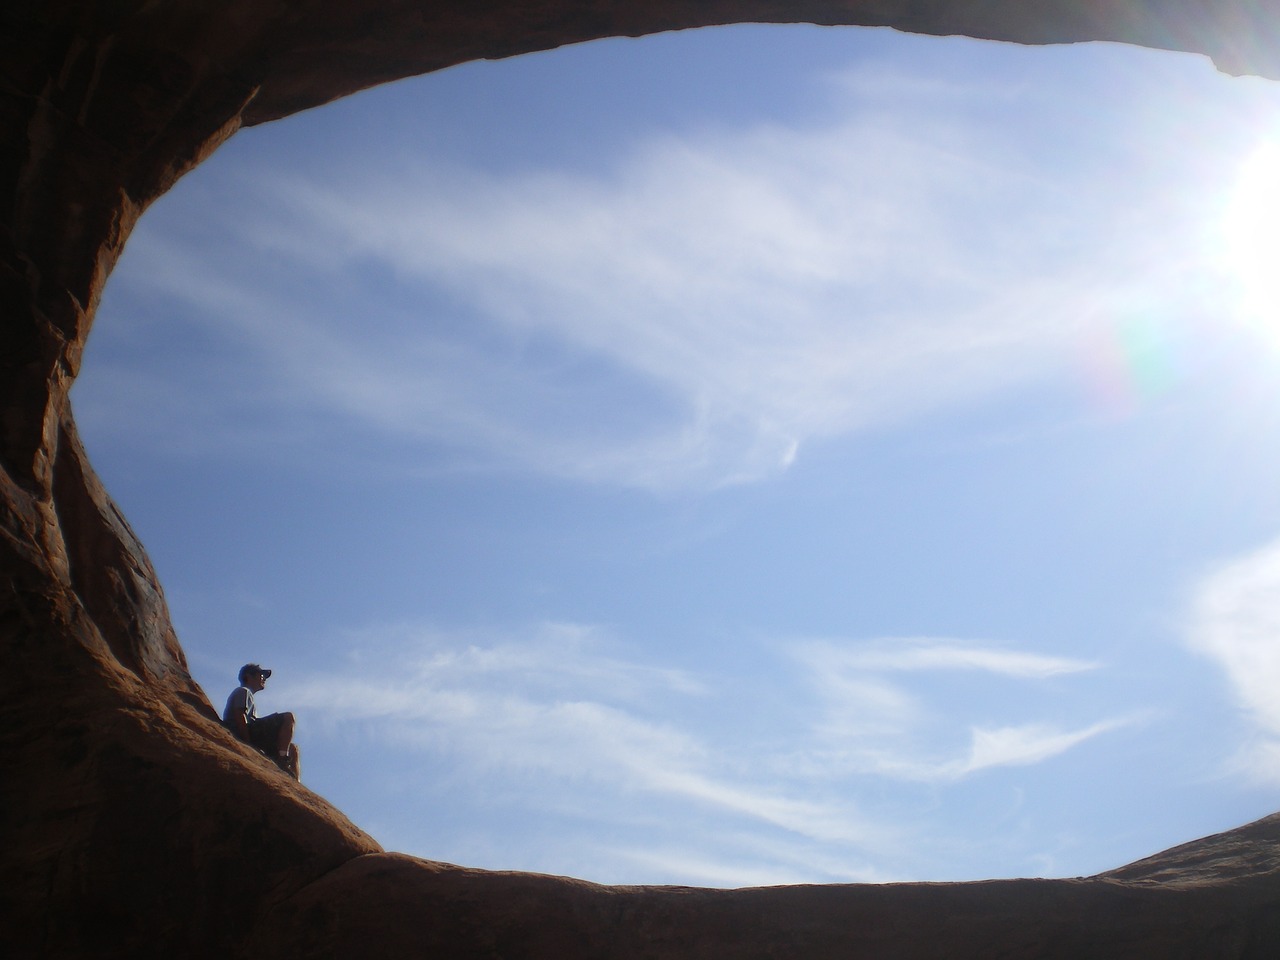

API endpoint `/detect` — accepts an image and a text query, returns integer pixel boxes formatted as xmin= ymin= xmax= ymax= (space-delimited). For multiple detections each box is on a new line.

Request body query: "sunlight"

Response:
xmin=1222 ymin=142 xmax=1280 ymax=329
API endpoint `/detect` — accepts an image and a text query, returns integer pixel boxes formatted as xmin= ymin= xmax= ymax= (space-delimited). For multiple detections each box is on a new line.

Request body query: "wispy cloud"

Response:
xmin=832 ymin=719 xmax=1129 ymax=783
xmin=955 ymin=719 xmax=1129 ymax=777
xmin=284 ymin=622 xmax=1125 ymax=881
xmin=1188 ymin=536 xmax=1280 ymax=782
xmin=290 ymin=622 xmax=884 ymax=850
xmin=85 ymin=60 xmax=1208 ymax=490
xmin=791 ymin=637 xmax=1127 ymax=783
xmin=797 ymin=637 xmax=1098 ymax=678
xmin=242 ymin=118 xmax=1126 ymax=489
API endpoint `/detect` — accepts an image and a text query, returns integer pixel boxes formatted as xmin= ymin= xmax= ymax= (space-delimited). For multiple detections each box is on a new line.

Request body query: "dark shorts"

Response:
xmin=245 ymin=712 xmax=288 ymax=752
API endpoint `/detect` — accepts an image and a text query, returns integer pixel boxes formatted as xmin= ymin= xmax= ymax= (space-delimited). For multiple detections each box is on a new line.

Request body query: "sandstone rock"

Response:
xmin=5 ymin=3 xmax=1280 ymax=957
xmin=252 ymin=820 xmax=1280 ymax=958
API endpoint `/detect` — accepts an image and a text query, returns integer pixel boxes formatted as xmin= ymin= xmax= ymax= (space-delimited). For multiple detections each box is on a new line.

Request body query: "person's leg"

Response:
xmin=246 ymin=717 xmax=276 ymax=754
xmin=244 ymin=714 xmax=299 ymax=779
xmin=275 ymin=711 xmax=295 ymax=757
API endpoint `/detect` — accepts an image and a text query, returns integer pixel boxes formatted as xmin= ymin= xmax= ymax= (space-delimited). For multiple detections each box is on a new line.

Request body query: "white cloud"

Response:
xmin=290 ymin=622 xmax=886 ymax=851
xmin=798 ymin=637 xmax=1098 ymax=678
xmin=806 ymin=718 xmax=1130 ymax=785
xmin=1188 ymin=536 xmax=1280 ymax=781
xmin=253 ymin=122 xmax=1106 ymax=484
xmin=282 ymin=620 xmax=1126 ymax=885
xmin=791 ymin=637 xmax=1125 ymax=783
xmin=958 ymin=720 xmax=1127 ymax=776
xmin=86 ymin=59 xmax=1204 ymax=491
xmin=833 ymin=718 xmax=1127 ymax=783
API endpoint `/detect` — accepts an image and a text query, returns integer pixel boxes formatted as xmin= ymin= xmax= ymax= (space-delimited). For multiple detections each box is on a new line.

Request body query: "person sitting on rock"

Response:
xmin=223 ymin=663 xmax=300 ymax=780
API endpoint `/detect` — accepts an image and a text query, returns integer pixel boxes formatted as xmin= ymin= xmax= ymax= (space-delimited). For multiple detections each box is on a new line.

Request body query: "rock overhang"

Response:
xmin=7 ymin=2 xmax=1280 ymax=957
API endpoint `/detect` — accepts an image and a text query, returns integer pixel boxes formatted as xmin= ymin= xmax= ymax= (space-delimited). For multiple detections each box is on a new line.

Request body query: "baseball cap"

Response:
xmin=238 ymin=663 xmax=272 ymax=684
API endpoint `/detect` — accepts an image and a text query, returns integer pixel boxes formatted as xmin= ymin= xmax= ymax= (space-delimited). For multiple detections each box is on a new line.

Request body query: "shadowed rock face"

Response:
xmin=5 ymin=3 xmax=1280 ymax=957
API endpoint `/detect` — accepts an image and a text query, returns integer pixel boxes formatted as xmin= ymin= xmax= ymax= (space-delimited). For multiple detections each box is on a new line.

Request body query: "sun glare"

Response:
xmin=1222 ymin=142 xmax=1280 ymax=327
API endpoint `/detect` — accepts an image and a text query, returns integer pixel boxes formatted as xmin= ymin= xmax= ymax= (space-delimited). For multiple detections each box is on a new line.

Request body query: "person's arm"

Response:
xmin=226 ymin=687 xmax=251 ymax=742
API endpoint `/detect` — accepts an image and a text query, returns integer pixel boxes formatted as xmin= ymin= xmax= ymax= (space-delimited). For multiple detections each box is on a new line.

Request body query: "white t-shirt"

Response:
xmin=222 ymin=685 xmax=257 ymax=725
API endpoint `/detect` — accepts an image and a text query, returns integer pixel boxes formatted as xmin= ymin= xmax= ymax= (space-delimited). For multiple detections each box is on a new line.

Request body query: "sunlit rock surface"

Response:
xmin=5 ymin=2 xmax=1280 ymax=956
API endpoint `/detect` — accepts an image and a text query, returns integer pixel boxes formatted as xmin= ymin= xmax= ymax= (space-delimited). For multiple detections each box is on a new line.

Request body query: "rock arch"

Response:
xmin=5 ymin=3 xmax=1280 ymax=957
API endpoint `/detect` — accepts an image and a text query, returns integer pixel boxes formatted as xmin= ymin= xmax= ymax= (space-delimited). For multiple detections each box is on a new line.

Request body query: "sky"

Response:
xmin=73 ymin=24 xmax=1280 ymax=887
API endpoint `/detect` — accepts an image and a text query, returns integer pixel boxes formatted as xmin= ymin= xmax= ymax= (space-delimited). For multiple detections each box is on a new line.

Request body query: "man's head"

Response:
xmin=238 ymin=663 xmax=272 ymax=690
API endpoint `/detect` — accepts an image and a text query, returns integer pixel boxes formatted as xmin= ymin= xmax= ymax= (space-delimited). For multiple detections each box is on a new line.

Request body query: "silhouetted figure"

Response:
xmin=223 ymin=663 xmax=300 ymax=780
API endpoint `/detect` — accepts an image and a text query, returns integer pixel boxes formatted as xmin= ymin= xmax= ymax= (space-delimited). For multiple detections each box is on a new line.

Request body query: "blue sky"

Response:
xmin=75 ymin=24 xmax=1280 ymax=886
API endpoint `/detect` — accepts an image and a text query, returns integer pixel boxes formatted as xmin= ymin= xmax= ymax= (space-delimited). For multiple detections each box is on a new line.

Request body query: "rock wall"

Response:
xmin=5 ymin=3 xmax=1280 ymax=957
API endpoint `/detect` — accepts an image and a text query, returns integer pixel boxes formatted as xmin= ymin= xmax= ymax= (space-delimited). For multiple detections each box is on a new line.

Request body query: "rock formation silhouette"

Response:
xmin=5 ymin=3 xmax=1280 ymax=957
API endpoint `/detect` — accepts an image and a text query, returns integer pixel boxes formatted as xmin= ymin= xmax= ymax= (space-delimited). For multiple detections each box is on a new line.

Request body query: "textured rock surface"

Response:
xmin=5 ymin=2 xmax=1280 ymax=958
xmin=250 ymin=817 xmax=1280 ymax=959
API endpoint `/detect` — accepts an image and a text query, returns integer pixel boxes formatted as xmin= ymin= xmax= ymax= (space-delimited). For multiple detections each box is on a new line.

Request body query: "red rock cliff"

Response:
xmin=5 ymin=3 xmax=1280 ymax=957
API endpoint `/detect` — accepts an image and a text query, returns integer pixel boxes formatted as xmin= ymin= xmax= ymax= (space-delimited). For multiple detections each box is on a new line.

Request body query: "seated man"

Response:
xmin=223 ymin=663 xmax=300 ymax=780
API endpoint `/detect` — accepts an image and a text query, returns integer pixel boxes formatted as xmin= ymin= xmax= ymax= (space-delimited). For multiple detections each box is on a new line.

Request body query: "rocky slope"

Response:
xmin=5 ymin=3 xmax=1280 ymax=957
